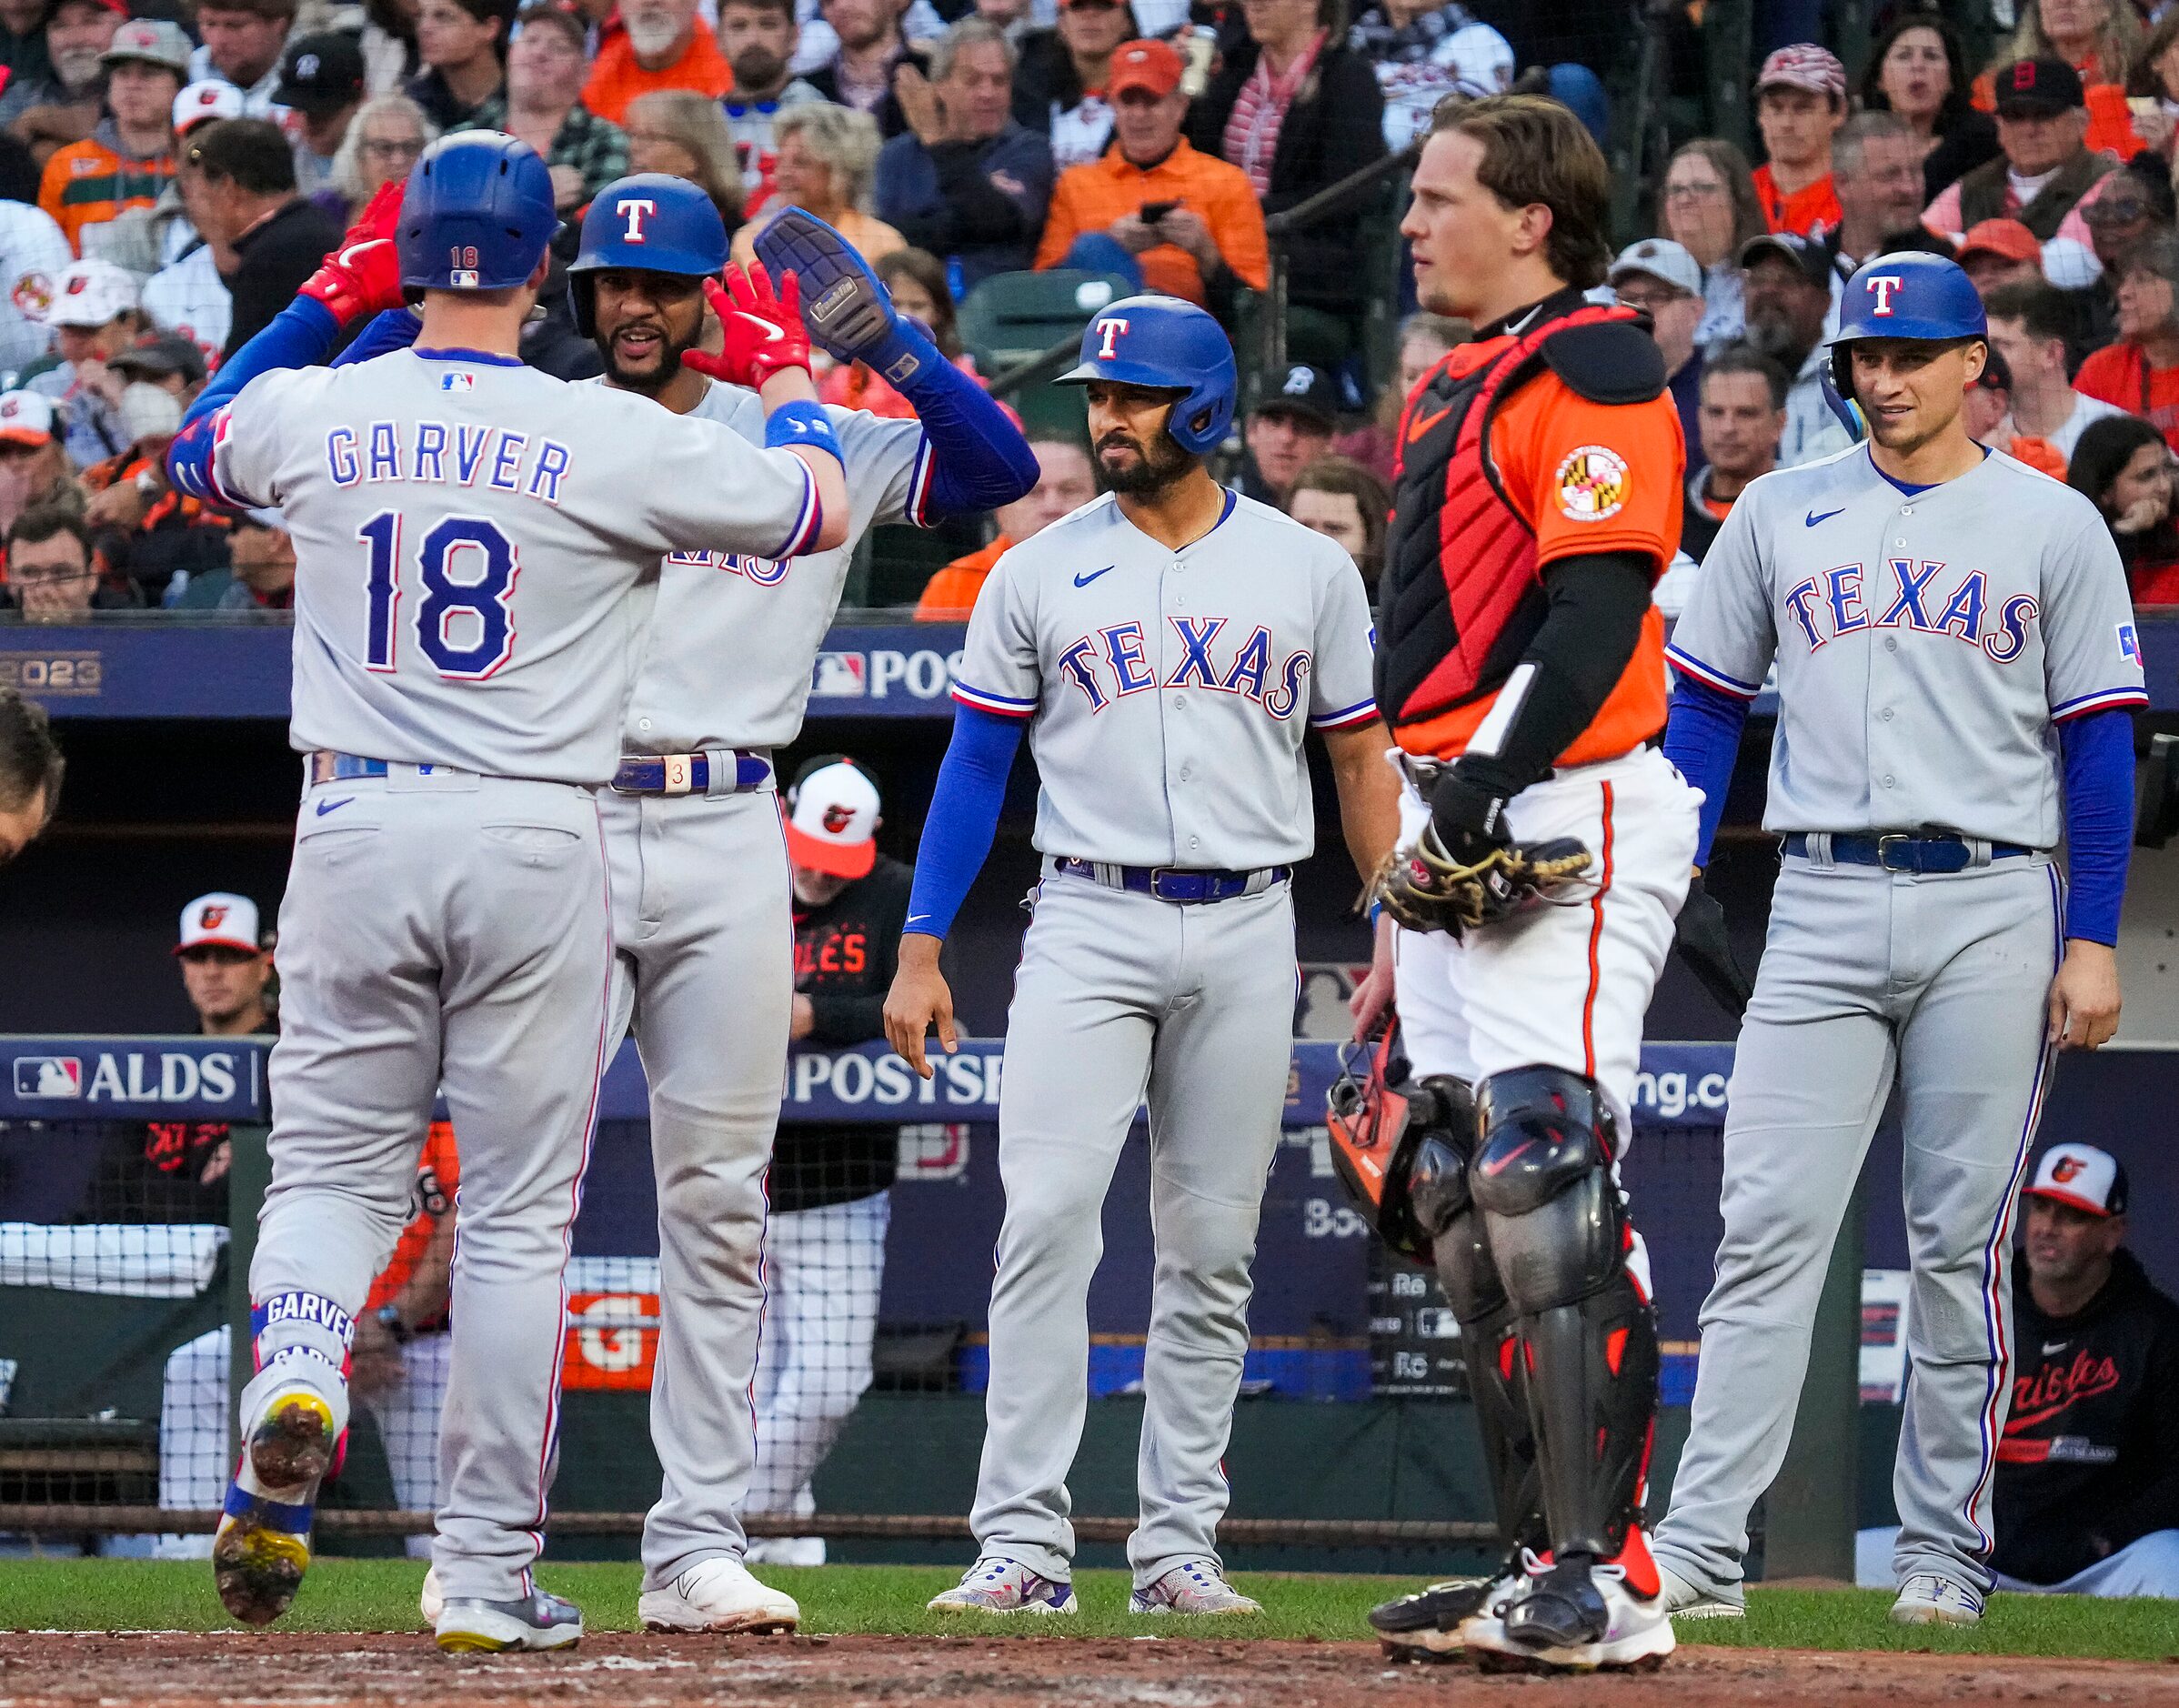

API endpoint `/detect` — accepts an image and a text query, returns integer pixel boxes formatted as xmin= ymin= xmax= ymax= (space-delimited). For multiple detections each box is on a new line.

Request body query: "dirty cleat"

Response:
xmin=1369 ymin=1562 xmax=1521 ymax=1663
xmin=436 ymin=1588 xmax=585 ymax=1653
xmin=1466 ymin=1554 xmax=1675 ymax=1674
xmin=1890 ymin=1572 xmax=1983 ymax=1627
xmin=1656 ymin=1559 xmax=1746 ymax=1620
xmin=926 ymin=1558 xmax=1078 ymax=1614
xmin=212 ymin=1391 xmax=337 ymax=1626
xmin=1129 ymin=1560 xmax=1261 ymax=1615
xmin=638 ymin=1558 xmax=799 ymax=1633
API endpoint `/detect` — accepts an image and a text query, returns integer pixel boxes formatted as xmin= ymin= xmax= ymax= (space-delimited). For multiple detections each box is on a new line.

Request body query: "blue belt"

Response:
xmin=1785 ymin=832 xmax=2034 ymax=874
xmin=1052 ymin=857 xmax=1290 ymax=903
xmin=611 ymin=750 xmax=772 ymax=797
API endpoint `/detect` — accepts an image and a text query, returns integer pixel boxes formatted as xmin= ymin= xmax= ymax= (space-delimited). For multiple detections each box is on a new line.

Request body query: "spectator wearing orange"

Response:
xmin=1924 ymin=60 xmax=2114 ymax=291
xmin=1973 ymin=0 xmax=2144 ymax=160
xmin=1033 ymin=37 xmax=1266 ymax=319
xmin=914 ymin=433 xmax=1094 ymax=618
xmin=583 ymin=0 xmax=732 ymax=126
xmin=38 ymin=17 xmax=185 ymax=256
xmin=407 ymin=0 xmax=506 ymax=131
xmin=1956 ymin=217 xmax=2043 ymax=296
xmin=2071 ymin=414 xmax=2179 ymax=605
xmin=1751 ymin=44 xmax=1844 ymax=239
xmin=733 ymin=100 xmax=901 ymax=266
xmin=2076 ymin=233 xmax=2179 ymax=453
xmin=1984 ymin=278 xmax=2125 ymax=468
xmin=1961 ymin=346 xmax=2060 ymax=483
xmin=455 ymin=2 xmax=628 ymax=215
xmin=1284 ymin=453 xmax=1389 ymax=597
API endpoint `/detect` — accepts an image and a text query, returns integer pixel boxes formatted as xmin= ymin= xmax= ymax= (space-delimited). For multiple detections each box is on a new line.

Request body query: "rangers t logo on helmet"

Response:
xmin=1095 ymin=316 xmax=1130 ymax=359
xmin=1866 ymin=275 xmax=1904 ymax=315
xmin=618 ymin=198 xmax=656 ymax=243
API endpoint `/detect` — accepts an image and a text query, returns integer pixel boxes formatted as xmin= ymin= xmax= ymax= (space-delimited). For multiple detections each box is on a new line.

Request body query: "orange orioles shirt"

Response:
xmin=363 ymin=1120 xmax=458 ymax=1319
xmin=1378 ymin=294 xmax=1682 ymax=769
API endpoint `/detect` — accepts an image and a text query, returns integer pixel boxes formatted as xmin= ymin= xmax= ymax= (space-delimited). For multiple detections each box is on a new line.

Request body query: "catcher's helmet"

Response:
xmin=567 ymin=174 xmax=728 ymax=337
xmin=397 ymin=132 xmax=557 ymax=295
xmin=1828 ymin=250 xmax=1987 ymax=399
xmin=1056 ymin=294 xmax=1237 ymax=457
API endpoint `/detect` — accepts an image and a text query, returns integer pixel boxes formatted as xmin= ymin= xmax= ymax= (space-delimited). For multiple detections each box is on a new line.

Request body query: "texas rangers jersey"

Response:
xmin=1667 ymin=444 xmax=2147 ymax=848
xmin=953 ymin=490 xmax=1379 ymax=869
xmin=601 ymin=375 xmax=929 ymax=751
xmin=210 ymin=347 xmax=824 ymax=785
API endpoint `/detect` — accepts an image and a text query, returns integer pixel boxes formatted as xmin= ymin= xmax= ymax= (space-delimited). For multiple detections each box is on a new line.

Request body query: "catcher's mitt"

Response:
xmin=1372 ymin=823 xmax=1593 ymax=939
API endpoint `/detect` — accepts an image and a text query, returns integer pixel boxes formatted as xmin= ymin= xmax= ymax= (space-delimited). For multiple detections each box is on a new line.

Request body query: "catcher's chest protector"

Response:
xmin=1375 ymin=303 xmax=1638 ymax=733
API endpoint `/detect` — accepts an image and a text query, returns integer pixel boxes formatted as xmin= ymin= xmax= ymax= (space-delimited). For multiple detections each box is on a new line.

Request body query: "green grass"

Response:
xmin=0 ymin=1562 xmax=2172 ymax=1661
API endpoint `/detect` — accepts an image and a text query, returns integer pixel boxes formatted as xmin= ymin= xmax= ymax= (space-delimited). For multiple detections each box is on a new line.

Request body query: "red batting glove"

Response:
xmin=298 ymin=237 xmax=405 ymax=328
xmin=343 ymin=178 xmax=406 ymax=249
xmin=682 ymin=263 xmax=812 ymax=390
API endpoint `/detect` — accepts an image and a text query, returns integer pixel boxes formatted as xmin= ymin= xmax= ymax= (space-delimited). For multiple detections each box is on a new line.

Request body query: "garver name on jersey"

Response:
xmin=1056 ymin=618 xmax=1315 ymax=718
xmin=1782 ymin=558 xmax=2038 ymax=663
xmin=326 ymin=418 xmax=574 ymax=507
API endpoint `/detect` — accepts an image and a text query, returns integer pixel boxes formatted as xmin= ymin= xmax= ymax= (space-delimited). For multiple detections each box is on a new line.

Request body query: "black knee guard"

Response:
xmin=1468 ymin=1066 xmax=1659 ymax=1562
xmin=1404 ymin=1078 xmax=1543 ymax=1556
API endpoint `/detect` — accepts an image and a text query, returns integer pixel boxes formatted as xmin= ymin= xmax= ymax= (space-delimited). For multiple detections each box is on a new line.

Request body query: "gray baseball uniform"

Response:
xmin=587 ymin=374 xmax=928 ymax=1592
xmin=1656 ymin=444 xmax=2146 ymax=1597
xmin=950 ymin=489 xmax=1378 ymax=1587
xmin=210 ymin=347 xmax=830 ymax=1604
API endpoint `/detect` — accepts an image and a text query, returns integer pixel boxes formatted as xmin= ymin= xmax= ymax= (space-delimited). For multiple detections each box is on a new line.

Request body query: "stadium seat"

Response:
xmin=958 ymin=269 xmax=1135 ymax=375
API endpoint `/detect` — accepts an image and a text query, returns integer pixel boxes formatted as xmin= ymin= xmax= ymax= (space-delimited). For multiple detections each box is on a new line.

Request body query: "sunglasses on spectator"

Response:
xmin=364 ymin=136 xmax=426 ymax=162
xmin=2086 ymin=196 xmax=2152 ymax=223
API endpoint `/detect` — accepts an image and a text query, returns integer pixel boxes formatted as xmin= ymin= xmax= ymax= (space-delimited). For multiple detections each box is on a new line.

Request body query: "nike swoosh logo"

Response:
xmin=729 ymin=312 xmax=785 ymax=343
xmin=315 ymin=797 xmax=355 ymax=817
xmin=2042 ymin=1341 xmax=2069 ymax=1355
xmin=1804 ymin=507 xmax=1843 ymax=527
xmin=1480 ymin=1140 xmax=1533 ymax=1178
xmin=1074 ymin=566 xmax=1114 ymax=588
xmin=1407 ymin=406 xmax=1451 ymax=444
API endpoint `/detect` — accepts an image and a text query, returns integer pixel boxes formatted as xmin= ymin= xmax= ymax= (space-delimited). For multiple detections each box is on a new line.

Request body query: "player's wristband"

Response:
xmin=765 ymin=399 xmax=842 ymax=465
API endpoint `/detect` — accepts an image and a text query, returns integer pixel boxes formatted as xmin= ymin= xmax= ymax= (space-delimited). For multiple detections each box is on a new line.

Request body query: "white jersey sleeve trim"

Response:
xmin=951 ymin=681 xmax=1037 ymax=718
xmin=2051 ymin=685 xmax=2151 ymax=720
xmin=1663 ymin=641 xmax=1761 ymax=699
xmin=1311 ymin=696 xmax=1381 ymax=729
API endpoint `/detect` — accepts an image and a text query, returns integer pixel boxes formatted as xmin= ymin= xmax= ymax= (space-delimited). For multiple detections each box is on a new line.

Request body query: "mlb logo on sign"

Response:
xmin=440 ymin=372 xmax=476 ymax=393
xmin=811 ymin=652 xmax=868 ymax=698
xmin=2120 ymin=621 xmax=2143 ymax=668
xmin=13 ymin=1057 xmax=82 ymax=1099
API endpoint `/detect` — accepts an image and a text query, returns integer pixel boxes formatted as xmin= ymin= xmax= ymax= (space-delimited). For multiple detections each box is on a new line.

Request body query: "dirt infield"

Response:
xmin=2 ymin=1632 xmax=2174 ymax=1706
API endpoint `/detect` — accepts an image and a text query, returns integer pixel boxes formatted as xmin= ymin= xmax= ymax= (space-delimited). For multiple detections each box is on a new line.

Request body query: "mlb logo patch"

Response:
xmin=440 ymin=372 xmax=476 ymax=393
xmin=2120 ymin=621 xmax=2143 ymax=668
xmin=810 ymin=652 xmax=868 ymax=698
xmin=13 ymin=1056 xmax=81 ymax=1098
xmin=450 ymin=269 xmax=479 ymax=289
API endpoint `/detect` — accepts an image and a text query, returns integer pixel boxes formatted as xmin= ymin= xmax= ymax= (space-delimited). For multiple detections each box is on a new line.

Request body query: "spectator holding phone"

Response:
xmin=1032 ymin=38 xmax=1265 ymax=317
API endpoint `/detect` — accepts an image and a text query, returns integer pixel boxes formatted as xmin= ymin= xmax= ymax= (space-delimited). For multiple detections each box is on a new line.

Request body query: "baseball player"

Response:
xmin=1357 ymin=95 xmax=1700 ymax=1674
xmin=162 ymin=134 xmax=850 ymax=1652
xmin=409 ymin=180 xmax=1036 ymax=1635
xmin=884 ymin=295 xmax=1400 ymax=1616
xmin=1652 ymin=251 xmax=2143 ymax=1627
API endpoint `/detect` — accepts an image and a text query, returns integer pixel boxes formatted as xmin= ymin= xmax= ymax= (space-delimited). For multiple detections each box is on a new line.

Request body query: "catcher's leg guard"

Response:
xmin=1468 ymin=1068 xmax=1659 ymax=1570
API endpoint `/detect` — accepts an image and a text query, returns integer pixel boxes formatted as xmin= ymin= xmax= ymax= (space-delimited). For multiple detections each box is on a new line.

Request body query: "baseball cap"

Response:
xmin=100 ymin=18 xmax=194 ymax=75
xmin=786 ymin=759 xmax=880 ymax=879
xmin=1993 ymin=57 xmax=2084 ymax=117
xmin=46 ymin=259 xmax=139 ymax=328
xmin=55 ymin=0 xmax=130 ymax=18
xmin=1738 ymin=230 xmax=1832 ymax=290
xmin=2024 ymin=1141 xmax=2129 ymax=1217
xmin=1608 ymin=237 xmax=1702 ymax=298
xmin=109 ymin=332 xmax=209 ymax=387
xmin=1974 ymin=343 xmax=2013 ymax=393
xmin=1956 ymin=217 xmax=2040 ymax=266
xmin=275 ymin=34 xmax=367 ymax=116
xmin=0 ymin=389 xmax=55 ymax=448
xmin=176 ymin=891 xmax=263 ymax=956
xmin=1108 ymin=38 xmax=1183 ymax=101
xmin=1755 ymin=43 xmax=1845 ymax=101
xmin=174 ymin=80 xmax=246 ymax=136
xmin=1251 ymin=361 xmax=1340 ymax=430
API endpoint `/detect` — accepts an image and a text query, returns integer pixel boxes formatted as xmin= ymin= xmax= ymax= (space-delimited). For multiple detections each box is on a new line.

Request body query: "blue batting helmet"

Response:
xmin=1829 ymin=250 xmax=1987 ymax=397
xmin=567 ymin=175 xmax=729 ymax=337
xmin=397 ymin=132 xmax=557 ymax=296
xmin=1056 ymin=295 xmax=1237 ymax=457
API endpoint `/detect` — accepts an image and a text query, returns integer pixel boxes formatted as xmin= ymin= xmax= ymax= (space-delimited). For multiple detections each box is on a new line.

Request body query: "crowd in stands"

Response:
xmin=5 ymin=1 xmax=2179 ymax=616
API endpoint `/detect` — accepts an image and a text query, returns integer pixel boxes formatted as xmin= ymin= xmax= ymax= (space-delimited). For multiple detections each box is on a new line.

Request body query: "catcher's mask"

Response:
xmin=1325 ymin=1020 xmax=1437 ymax=1264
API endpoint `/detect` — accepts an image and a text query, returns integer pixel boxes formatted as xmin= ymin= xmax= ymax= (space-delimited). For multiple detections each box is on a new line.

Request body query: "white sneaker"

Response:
xmin=926 ymin=1558 xmax=1078 ymax=1614
xmin=638 ymin=1558 xmax=799 ymax=1633
xmin=1465 ymin=1556 xmax=1676 ymax=1674
xmin=1891 ymin=1572 xmax=1983 ymax=1626
xmin=436 ymin=1588 xmax=584 ymax=1653
xmin=1655 ymin=1560 xmax=1746 ymax=1620
xmin=1129 ymin=1560 xmax=1261 ymax=1615
xmin=420 ymin=1563 xmax=443 ymax=1625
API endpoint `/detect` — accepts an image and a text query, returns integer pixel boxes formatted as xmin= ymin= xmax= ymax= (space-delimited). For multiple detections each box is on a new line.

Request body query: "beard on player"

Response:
xmin=1094 ymin=415 xmax=1195 ymax=497
xmin=595 ymin=287 xmax=708 ymax=395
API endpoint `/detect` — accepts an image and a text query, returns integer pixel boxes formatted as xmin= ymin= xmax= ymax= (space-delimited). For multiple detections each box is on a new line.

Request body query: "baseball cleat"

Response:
xmin=436 ymin=1588 xmax=585 ymax=1653
xmin=212 ymin=1390 xmax=337 ymax=1626
xmin=1656 ymin=1559 xmax=1746 ymax=1620
xmin=420 ymin=1563 xmax=443 ymax=1625
xmin=638 ymin=1558 xmax=799 ymax=1633
xmin=1130 ymin=1560 xmax=1261 ymax=1615
xmin=1368 ymin=1562 xmax=1522 ymax=1662
xmin=1464 ymin=1552 xmax=1675 ymax=1674
xmin=926 ymin=1558 xmax=1078 ymax=1614
xmin=1890 ymin=1572 xmax=1983 ymax=1626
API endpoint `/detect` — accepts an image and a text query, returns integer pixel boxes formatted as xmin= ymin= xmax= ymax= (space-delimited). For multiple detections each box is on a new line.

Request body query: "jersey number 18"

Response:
xmin=359 ymin=511 xmax=520 ymax=679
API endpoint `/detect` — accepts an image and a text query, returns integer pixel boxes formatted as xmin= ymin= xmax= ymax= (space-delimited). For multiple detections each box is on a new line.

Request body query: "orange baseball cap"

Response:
xmin=1957 ymin=218 xmax=2040 ymax=266
xmin=1109 ymin=39 xmax=1184 ymax=101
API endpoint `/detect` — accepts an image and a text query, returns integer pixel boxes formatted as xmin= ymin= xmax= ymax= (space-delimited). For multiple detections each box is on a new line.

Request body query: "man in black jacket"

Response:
xmin=184 ymin=116 xmax=343 ymax=360
xmin=1991 ymin=1143 xmax=2179 ymax=1597
xmin=744 ymin=756 xmax=913 ymax=1568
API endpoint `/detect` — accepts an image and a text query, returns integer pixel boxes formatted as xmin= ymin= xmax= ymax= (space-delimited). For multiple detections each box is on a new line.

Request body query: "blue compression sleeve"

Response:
xmin=904 ymin=702 xmax=1027 ymax=940
xmin=879 ymin=317 xmax=1039 ymax=518
xmin=2058 ymin=707 xmax=2134 ymax=946
xmin=168 ymin=296 xmax=345 ymax=498
xmin=1662 ymin=670 xmax=1752 ymax=869
xmin=330 ymin=307 xmax=420 ymax=366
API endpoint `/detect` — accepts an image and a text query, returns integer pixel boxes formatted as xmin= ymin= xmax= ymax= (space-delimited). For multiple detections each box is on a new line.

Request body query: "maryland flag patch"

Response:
xmin=1554 ymin=444 xmax=1630 ymax=522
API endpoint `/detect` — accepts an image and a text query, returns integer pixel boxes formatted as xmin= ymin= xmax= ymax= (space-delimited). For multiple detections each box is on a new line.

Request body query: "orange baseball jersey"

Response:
xmin=38 ymin=136 xmax=175 ymax=256
xmin=915 ymin=532 xmax=1014 ymax=621
xmin=1032 ymin=137 xmax=1270 ymax=307
xmin=364 ymin=1120 xmax=458 ymax=1315
xmin=581 ymin=22 xmax=731 ymax=126
xmin=1752 ymin=163 xmax=1840 ymax=240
